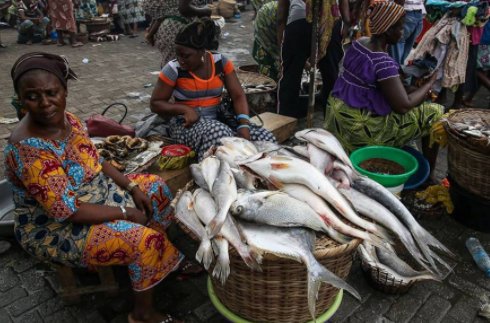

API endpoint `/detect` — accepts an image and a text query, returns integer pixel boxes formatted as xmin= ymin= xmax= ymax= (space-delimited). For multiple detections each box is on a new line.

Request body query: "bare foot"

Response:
xmin=71 ymin=41 xmax=84 ymax=48
xmin=57 ymin=40 xmax=67 ymax=46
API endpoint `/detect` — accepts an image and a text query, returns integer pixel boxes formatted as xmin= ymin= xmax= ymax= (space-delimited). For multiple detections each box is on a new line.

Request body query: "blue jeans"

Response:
xmin=389 ymin=10 xmax=423 ymax=65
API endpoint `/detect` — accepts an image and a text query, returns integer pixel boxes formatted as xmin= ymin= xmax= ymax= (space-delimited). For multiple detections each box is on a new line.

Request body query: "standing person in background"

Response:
xmin=47 ymin=0 xmax=83 ymax=47
xmin=117 ymin=0 xmax=145 ymax=37
xmin=252 ymin=1 xmax=280 ymax=80
xmin=389 ymin=0 xmax=425 ymax=65
xmin=276 ymin=0 xmax=349 ymax=118
xmin=12 ymin=0 xmax=52 ymax=45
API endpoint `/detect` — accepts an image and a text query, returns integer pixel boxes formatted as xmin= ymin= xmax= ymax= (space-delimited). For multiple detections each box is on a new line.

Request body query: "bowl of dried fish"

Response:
xmin=226 ymin=71 xmax=277 ymax=114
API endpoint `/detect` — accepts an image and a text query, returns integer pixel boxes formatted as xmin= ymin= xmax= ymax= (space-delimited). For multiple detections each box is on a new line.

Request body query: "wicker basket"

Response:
xmin=401 ymin=190 xmax=446 ymax=219
xmin=445 ymin=109 xmax=490 ymax=200
xmin=171 ymin=182 xmax=359 ymax=322
xmin=228 ymin=71 xmax=277 ymax=114
xmin=360 ymin=259 xmax=414 ymax=294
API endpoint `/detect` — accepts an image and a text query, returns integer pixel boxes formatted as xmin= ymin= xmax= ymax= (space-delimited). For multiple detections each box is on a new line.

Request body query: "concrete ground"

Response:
xmin=0 ymin=9 xmax=490 ymax=323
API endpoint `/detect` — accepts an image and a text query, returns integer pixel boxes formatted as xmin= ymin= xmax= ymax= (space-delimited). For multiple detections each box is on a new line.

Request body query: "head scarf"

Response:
xmin=369 ymin=1 xmax=405 ymax=35
xmin=174 ymin=18 xmax=219 ymax=50
xmin=11 ymin=52 xmax=78 ymax=93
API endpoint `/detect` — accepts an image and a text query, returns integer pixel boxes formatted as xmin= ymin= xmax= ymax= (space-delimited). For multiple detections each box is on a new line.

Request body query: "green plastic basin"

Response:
xmin=350 ymin=146 xmax=418 ymax=188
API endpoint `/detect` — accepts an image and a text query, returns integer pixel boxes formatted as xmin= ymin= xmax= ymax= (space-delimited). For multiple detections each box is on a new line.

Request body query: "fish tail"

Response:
xmin=195 ymin=239 xmax=214 ymax=270
xmin=412 ymin=225 xmax=455 ymax=274
xmin=309 ymin=259 xmax=361 ymax=301
xmin=398 ymin=234 xmax=437 ymax=274
xmin=423 ymin=228 xmax=456 ymax=259
xmin=307 ymin=276 xmax=321 ymax=322
xmin=237 ymin=246 xmax=262 ymax=271
xmin=206 ymin=210 xmax=227 ymax=238
xmin=212 ymin=255 xmax=230 ymax=286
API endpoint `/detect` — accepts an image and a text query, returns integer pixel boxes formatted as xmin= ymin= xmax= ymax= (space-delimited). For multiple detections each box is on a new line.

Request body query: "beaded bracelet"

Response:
xmin=236 ymin=114 xmax=250 ymax=121
xmin=237 ymin=124 xmax=251 ymax=131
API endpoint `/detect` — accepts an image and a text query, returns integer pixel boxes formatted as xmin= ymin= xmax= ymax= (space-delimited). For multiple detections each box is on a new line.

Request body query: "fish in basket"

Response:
xmin=172 ymin=130 xmax=454 ymax=322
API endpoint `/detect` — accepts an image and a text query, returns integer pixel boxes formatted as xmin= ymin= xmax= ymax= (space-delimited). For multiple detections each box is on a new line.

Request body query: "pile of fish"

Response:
xmin=95 ymin=135 xmax=149 ymax=171
xmin=174 ymin=129 xmax=454 ymax=320
xmin=449 ymin=116 xmax=490 ymax=140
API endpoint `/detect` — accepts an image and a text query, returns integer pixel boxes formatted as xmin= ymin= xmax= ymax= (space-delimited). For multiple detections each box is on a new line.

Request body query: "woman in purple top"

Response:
xmin=325 ymin=1 xmax=444 ymax=171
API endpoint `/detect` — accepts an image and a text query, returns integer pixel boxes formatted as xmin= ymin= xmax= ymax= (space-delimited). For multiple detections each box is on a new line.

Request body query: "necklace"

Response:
xmin=192 ymin=51 xmax=210 ymax=108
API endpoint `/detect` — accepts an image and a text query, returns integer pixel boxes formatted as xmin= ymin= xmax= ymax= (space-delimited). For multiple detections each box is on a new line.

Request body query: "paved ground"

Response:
xmin=1 ymin=9 xmax=490 ymax=323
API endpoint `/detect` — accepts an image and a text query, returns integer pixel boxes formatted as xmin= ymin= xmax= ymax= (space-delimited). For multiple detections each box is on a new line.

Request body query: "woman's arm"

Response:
xmin=223 ymin=70 xmax=251 ymax=140
xmin=150 ymin=78 xmax=199 ymax=127
xmin=277 ymin=0 xmax=290 ymax=46
xmin=378 ymin=72 xmax=437 ymax=114
xmin=178 ymin=0 xmax=211 ymax=18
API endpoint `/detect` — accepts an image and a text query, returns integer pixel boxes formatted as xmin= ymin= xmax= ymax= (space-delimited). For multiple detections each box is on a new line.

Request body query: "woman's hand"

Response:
xmin=237 ymin=127 xmax=251 ymax=140
xmin=126 ymin=207 xmax=148 ymax=225
xmin=183 ymin=108 xmax=200 ymax=128
xmin=131 ymin=188 xmax=153 ymax=217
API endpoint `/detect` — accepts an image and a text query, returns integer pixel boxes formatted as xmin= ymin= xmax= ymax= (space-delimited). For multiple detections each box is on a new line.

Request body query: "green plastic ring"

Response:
xmin=207 ymin=277 xmax=344 ymax=323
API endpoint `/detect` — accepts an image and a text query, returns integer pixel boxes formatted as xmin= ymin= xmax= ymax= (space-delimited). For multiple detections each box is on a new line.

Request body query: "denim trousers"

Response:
xmin=389 ymin=10 xmax=424 ymax=65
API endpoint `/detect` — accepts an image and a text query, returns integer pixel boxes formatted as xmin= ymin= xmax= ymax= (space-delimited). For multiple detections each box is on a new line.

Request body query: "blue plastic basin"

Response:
xmin=402 ymin=146 xmax=430 ymax=190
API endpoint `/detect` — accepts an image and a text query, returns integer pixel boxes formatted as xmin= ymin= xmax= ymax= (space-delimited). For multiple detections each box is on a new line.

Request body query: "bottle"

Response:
xmin=50 ymin=30 xmax=58 ymax=41
xmin=466 ymin=237 xmax=490 ymax=277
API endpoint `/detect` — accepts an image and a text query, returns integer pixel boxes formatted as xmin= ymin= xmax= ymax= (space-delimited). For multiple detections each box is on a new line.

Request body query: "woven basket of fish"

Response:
xmin=444 ymin=109 xmax=490 ymax=200
xmin=172 ymin=131 xmax=453 ymax=321
xmin=225 ymin=71 xmax=276 ymax=114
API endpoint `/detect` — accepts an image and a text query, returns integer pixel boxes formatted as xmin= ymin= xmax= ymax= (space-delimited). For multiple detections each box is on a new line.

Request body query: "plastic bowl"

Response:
xmin=350 ymin=146 xmax=419 ymax=188
xmin=402 ymin=146 xmax=430 ymax=190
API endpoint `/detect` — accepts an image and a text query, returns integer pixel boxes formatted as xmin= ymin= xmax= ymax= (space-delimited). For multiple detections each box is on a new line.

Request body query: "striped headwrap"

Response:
xmin=368 ymin=1 xmax=405 ymax=35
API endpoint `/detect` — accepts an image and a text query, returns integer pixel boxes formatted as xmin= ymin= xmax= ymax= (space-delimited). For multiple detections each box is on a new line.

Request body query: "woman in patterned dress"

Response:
xmin=252 ymin=0 xmax=279 ymax=81
xmin=117 ymin=0 xmax=145 ymax=37
xmin=47 ymin=0 xmax=83 ymax=47
xmin=150 ymin=19 xmax=276 ymax=160
xmin=5 ymin=52 xmax=188 ymax=323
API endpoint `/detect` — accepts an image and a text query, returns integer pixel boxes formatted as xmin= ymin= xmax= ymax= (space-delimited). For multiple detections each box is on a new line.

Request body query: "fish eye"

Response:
xmin=237 ymin=206 xmax=243 ymax=214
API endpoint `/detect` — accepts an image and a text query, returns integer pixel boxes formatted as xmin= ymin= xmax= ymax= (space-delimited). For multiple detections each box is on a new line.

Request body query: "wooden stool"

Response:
xmin=55 ymin=265 xmax=119 ymax=304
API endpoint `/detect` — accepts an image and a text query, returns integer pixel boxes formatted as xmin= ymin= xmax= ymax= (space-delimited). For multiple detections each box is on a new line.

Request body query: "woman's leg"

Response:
xmin=57 ymin=29 xmax=66 ymax=45
xmin=422 ymin=135 xmax=439 ymax=175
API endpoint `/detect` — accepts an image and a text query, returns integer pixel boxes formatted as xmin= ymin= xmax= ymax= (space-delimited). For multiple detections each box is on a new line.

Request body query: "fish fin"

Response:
xmin=411 ymin=225 xmax=455 ymax=274
xmin=307 ymin=276 xmax=321 ymax=322
xmin=309 ymin=259 xmax=361 ymax=301
xmin=212 ymin=256 xmax=230 ymax=286
xmin=195 ymin=239 xmax=214 ymax=270
xmin=237 ymin=246 xmax=262 ymax=271
xmin=206 ymin=210 xmax=227 ymax=238
xmin=268 ymin=175 xmax=284 ymax=189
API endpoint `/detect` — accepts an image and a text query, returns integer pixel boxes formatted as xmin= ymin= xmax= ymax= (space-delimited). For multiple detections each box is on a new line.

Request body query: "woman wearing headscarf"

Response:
xmin=325 ymin=1 xmax=444 ymax=172
xmin=150 ymin=18 xmax=276 ymax=160
xmin=5 ymin=52 xmax=198 ymax=323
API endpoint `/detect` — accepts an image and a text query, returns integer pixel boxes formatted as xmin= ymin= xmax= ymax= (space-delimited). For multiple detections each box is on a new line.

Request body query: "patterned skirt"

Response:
xmin=117 ymin=0 xmax=146 ymax=25
xmin=154 ymin=16 xmax=191 ymax=67
xmin=252 ymin=1 xmax=280 ymax=81
xmin=47 ymin=0 xmax=77 ymax=33
xmin=325 ymin=96 xmax=444 ymax=153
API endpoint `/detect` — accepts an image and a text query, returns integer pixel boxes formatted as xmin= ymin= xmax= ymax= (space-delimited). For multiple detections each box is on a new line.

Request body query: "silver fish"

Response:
xmin=330 ymin=170 xmax=351 ymax=189
xmin=208 ymin=161 xmax=237 ymax=237
xmin=201 ymin=156 xmax=221 ymax=192
xmin=220 ymin=137 xmax=258 ymax=156
xmin=307 ymin=143 xmax=334 ymax=174
xmin=211 ymin=237 xmax=230 ymax=285
xmin=230 ymin=167 xmax=257 ymax=190
xmin=231 ymin=190 xmax=342 ymax=235
xmin=352 ymin=176 xmax=454 ymax=274
xmin=280 ymin=184 xmax=382 ymax=246
xmin=295 ymin=128 xmax=353 ymax=169
xmin=238 ymin=221 xmax=361 ymax=320
xmin=241 ymin=155 xmax=390 ymax=240
xmin=193 ymin=189 xmax=260 ymax=271
xmin=291 ymin=145 xmax=310 ymax=158
xmin=190 ymin=164 xmax=208 ymax=191
xmin=175 ymin=191 xmax=214 ymax=270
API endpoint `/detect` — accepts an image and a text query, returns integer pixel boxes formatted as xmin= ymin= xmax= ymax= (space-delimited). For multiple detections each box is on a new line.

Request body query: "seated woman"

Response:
xmin=150 ymin=18 xmax=276 ymax=160
xmin=5 ymin=52 xmax=191 ymax=323
xmin=12 ymin=0 xmax=51 ymax=44
xmin=325 ymin=1 xmax=443 ymax=171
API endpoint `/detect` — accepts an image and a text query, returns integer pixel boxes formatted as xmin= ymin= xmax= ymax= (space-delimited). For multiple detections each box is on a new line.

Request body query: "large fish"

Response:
xmin=295 ymin=128 xmax=353 ymax=169
xmin=240 ymin=155 xmax=390 ymax=240
xmin=190 ymin=164 xmax=208 ymax=191
xmin=280 ymin=184 xmax=383 ymax=246
xmin=339 ymin=187 xmax=431 ymax=272
xmin=220 ymin=137 xmax=258 ymax=156
xmin=211 ymin=237 xmax=230 ymax=286
xmin=175 ymin=191 xmax=214 ymax=270
xmin=253 ymin=141 xmax=299 ymax=158
xmin=238 ymin=221 xmax=361 ymax=320
xmin=208 ymin=161 xmax=237 ymax=237
xmin=359 ymin=242 xmax=439 ymax=283
xmin=193 ymin=189 xmax=261 ymax=271
xmin=201 ymin=156 xmax=221 ymax=192
xmin=352 ymin=176 xmax=454 ymax=274
xmin=307 ymin=143 xmax=334 ymax=174
xmin=215 ymin=145 xmax=258 ymax=190
xmin=231 ymin=190 xmax=348 ymax=237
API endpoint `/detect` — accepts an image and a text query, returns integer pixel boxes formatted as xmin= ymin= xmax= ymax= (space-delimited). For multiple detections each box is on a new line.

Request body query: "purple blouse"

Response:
xmin=332 ymin=40 xmax=400 ymax=116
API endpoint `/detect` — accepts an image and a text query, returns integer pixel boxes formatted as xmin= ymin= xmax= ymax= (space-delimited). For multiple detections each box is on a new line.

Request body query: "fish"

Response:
xmin=201 ymin=156 xmax=221 ymax=192
xmin=220 ymin=137 xmax=258 ymax=156
xmin=241 ymin=155 xmax=390 ymax=240
xmin=332 ymin=160 xmax=358 ymax=180
xmin=208 ymin=161 xmax=237 ymax=237
xmin=238 ymin=221 xmax=361 ymax=320
xmin=190 ymin=164 xmax=208 ymax=190
xmin=174 ymin=191 xmax=214 ymax=270
xmin=307 ymin=143 xmax=334 ymax=174
xmin=338 ymin=187 xmax=430 ymax=272
xmin=253 ymin=141 xmax=300 ymax=158
xmin=280 ymin=184 xmax=383 ymax=246
xmin=291 ymin=145 xmax=310 ymax=158
xmin=295 ymin=128 xmax=353 ymax=169
xmin=231 ymin=190 xmax=351 ymax=237
xmin=193 ymin=188 xmax=261 ymax=271
xmin=352 ymin=176 xmax=455 ymax=274
xmin=211 ymin=237 xmax=230 ymax=285
xmin=330 ymin=170 xmax=351 ymax=189
xmin=230 ymin=167 xmax=257 ymax=190
xmin=359 ymin=242 xmax=439 ymax=283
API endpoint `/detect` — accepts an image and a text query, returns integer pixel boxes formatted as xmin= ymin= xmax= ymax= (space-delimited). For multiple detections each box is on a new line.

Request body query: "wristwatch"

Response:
xmin=126 ymin=181 xmax=138 ymax=193
xmin=119 ymin=205 xmax=127 ymax=220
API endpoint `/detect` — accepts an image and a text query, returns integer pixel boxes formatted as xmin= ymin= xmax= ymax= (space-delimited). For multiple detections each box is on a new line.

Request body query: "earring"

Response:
xmin=201 ymin=55 xmax=205 ymax=63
